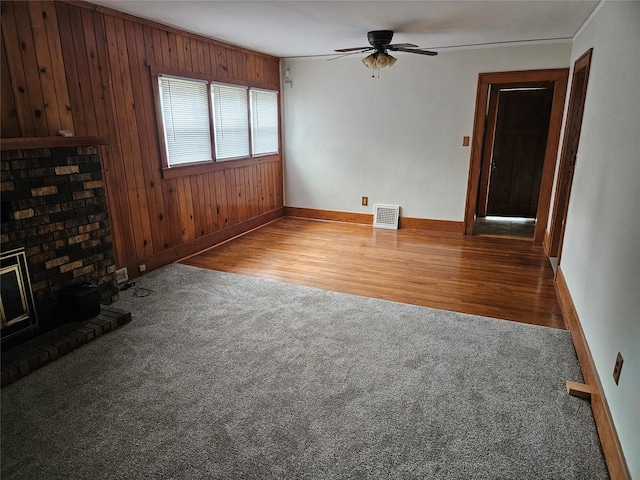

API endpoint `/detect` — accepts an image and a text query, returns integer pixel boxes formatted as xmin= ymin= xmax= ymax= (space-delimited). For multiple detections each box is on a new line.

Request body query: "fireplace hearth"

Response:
xmin=1 ymin=305 xmax=131 ymax=387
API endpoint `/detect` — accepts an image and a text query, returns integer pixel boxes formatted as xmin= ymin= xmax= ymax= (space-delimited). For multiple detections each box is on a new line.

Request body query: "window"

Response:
xmin=212 ymin=84 xmax=249 ymax=160
xmin=159 ymin=76 xmax=213 ymax=166
xmin=251 ymin=89 xmax=279 ymax=155
xmin=154 ymin=69 xmax=279 ymax=172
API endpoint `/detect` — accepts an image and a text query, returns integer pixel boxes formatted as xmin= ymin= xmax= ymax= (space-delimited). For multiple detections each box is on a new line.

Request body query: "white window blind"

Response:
xmin=250 ymin=89 xmax=279 ymax=155
xmin=159 ymin=76 xmax=212 ymax=166
xmin=212 ymin=83 xmax=249 ymax=160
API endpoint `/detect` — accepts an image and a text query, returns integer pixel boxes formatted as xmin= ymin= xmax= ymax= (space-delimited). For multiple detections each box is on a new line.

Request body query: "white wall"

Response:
xmin=282 ymin=43 xmax=571 ymax=219
xmin=561 ymin=1 xmax=640 ymax=477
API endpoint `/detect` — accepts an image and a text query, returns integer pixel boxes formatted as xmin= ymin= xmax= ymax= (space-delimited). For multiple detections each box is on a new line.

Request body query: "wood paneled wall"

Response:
xmin=1 ymin=1 xmax=283 ymax=274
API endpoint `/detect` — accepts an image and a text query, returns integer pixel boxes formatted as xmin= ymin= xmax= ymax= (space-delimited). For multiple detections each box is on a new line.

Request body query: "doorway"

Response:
xmin=546 ymin=49 xmax=593 ymax=267
xmin=475 ymin=84 xmax=555 ymax=238
xmin=464 ymin=69 xmax=569 ymax=242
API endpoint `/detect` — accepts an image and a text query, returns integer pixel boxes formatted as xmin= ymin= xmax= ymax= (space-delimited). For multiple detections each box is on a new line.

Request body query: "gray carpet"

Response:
xmin=1 ymin=263 xmax=607 ymax=479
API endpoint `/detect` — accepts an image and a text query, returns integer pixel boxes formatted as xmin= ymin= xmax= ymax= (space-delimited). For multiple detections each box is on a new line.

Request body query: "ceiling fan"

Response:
xmin=335 ymin=30 xmax=437 ymax=73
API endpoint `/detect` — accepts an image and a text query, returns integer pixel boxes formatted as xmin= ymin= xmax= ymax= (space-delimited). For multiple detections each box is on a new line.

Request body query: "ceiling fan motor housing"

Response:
xmin=368 ymin=30 xmax=394 ymax=51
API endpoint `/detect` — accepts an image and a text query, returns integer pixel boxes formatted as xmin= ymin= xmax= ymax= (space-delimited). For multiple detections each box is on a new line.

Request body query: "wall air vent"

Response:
xmin=373 ymin=204 xmax=400 ymax=230
xmin=115 ymin=267 xmax=129 ymax=284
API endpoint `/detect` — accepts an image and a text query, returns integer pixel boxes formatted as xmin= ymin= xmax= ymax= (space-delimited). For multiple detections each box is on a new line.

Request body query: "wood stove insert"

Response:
xmin=1 ymin=248 xmax=38 ymax=343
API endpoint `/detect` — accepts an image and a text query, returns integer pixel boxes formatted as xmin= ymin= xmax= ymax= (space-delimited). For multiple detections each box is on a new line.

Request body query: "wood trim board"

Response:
xmin=464 ymin=68 xmax=569 ymax=242
xmin=0 ymin=136 xmax=109 ymax=150
xmin=123 ymin=207 xmax=284 ymax=279
xmin=547 ymin=49 xmax=593 ymax=260
xmin=398 ymin=217 xmax=464 ymax=233
xmin=284 ymin=207 xmax=463 ymax=233
xmin=284 ymin=207 xmax=372 ymax=225
xmin=542 ymin=229 xmax=551 ymax=256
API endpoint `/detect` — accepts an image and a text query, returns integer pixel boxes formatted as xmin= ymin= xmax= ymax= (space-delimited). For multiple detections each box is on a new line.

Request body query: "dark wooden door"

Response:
xmin=486 ymin=88 xmax=554 ymax=217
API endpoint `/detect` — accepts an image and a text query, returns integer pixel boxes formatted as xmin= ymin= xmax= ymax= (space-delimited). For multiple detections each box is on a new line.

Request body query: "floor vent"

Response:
xmin=373 ymin=204 xmax=400 ymax=230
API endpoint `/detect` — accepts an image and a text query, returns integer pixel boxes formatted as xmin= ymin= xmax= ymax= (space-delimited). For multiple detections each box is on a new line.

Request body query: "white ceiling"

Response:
xmin=88 ymin=0 xmax=601 ymax=58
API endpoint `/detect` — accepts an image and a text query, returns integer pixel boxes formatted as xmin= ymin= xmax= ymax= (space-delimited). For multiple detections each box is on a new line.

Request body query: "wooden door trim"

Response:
xmin=464 ymin=69 xmax=569 ymax=241
xmin=476 ymin=87 xmax=500 ymax=217
xmin=547 ymin=49 xmax=593 ymax=258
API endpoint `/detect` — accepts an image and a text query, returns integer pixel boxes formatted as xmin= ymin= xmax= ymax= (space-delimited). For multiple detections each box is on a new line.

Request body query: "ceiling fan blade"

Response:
xmin=327 ymin=51 xmax=369 ymax=61
xmin=388 ymin=47 xmax=438 ymax=56
xmin=334 ymin=46 xmax=371 ymax=53
xmin=387 ymin=43 xmax=418 ymax=49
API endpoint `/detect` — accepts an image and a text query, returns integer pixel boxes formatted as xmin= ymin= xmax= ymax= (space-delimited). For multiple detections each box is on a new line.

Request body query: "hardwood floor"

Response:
xmin=181 ymin=217 xmax=564 ymax=329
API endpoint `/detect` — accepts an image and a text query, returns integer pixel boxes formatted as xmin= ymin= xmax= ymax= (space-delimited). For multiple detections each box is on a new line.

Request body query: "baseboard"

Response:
xmin=398 ymin=217 xmax=464 ymax=234
xmin=542 ymin=229 xmax=551 ymax=255
xmin=284 ymin=207 xmax=463 ymax=233
xmin=555 ymin=267 xmax=630 ymax=480
xmin=123 ymin=207 xmax=284 ymax=279
xmin=284 ymin=207 xmax=372 ymax=225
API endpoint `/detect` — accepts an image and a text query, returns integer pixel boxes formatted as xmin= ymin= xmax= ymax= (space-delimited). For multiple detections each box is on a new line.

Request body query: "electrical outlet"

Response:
xmin=613 ymin=352 xmax=623 ymax=385
xmin=462 ymin=136 xmax=470 ymax=146
xmin=139 ymin=264 xmax=147 ymax=273
xmin=362 ymin=196 xmax=368 ymax=206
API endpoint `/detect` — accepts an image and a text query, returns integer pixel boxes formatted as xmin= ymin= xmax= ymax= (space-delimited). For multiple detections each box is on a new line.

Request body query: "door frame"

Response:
xmin=545 ymin=49 xmax=593 ymax=260
xmin=476 ymin=86 xmax=500 ymax=218
xmin=463 ymin=69 xmax=569 ymax=242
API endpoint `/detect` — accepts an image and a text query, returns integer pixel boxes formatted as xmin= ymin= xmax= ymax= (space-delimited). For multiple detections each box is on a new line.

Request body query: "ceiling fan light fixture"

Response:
xmin=362 ymin=52 xmax=397 ymax=69
xmin=362 ymin=54 xmax=376 ymax=68
xmin=380 ymin=53 xmax=397 ymax=68
xmin=337 ymin=31 xmax=436 ymax=75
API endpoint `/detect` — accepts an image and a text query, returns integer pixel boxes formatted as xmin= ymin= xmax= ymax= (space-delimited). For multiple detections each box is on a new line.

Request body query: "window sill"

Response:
xmin=161 ymin=153 xmax=280 ymax=179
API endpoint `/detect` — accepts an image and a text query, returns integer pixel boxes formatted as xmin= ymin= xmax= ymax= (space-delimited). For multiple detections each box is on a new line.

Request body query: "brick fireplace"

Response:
xmin=1 ymin=143 xmax=119 ymax=345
